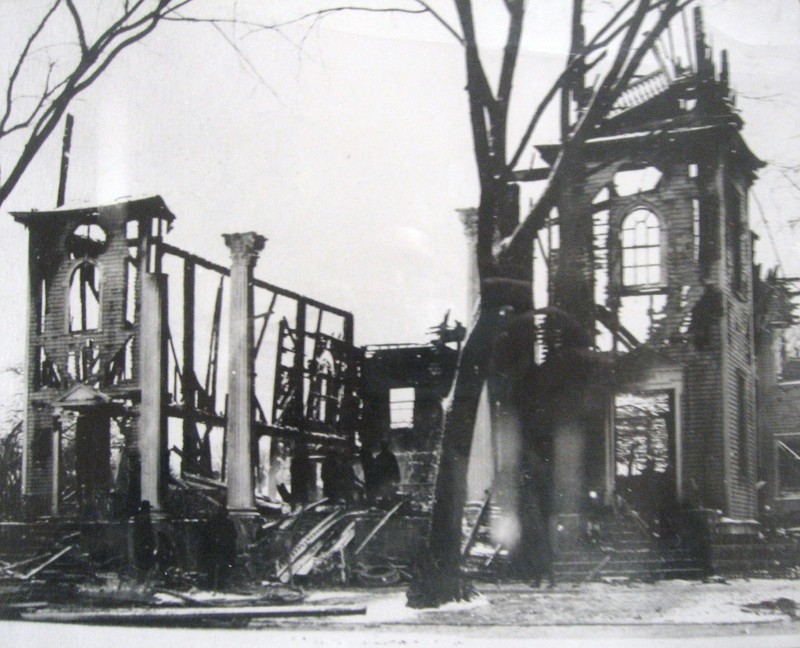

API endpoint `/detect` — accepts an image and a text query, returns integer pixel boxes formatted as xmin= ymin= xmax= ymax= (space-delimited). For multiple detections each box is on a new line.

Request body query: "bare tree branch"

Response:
xmin=64 ymin=0 xmax=88 ymax=54
xmin=246 ymin=5 xmax=428 ymax=33
xmin=411 ymin=0 xmax=463 ymax=43
xmin=504 ymin=0 xmax=688 ymax=260
xmin=507 ymin=50 xmax=605 ymax=172
xmin=0 ymin=0 xmax=178 ymax=206
xmin=0 ymin=0 xmax=62 ymax=135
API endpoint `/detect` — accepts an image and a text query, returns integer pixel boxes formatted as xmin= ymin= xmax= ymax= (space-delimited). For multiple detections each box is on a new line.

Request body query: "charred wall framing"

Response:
xmin=13 ymin=197 xmax=359 ymax=519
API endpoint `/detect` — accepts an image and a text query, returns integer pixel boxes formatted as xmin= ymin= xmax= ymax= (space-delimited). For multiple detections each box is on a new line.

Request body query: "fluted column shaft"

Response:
xmin=223 ymin=232 xmax=266 ymax=513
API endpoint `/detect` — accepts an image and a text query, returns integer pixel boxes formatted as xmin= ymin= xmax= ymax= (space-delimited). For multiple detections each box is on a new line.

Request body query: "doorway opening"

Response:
xmin=614 ymin=390 xmax=676 ymax=524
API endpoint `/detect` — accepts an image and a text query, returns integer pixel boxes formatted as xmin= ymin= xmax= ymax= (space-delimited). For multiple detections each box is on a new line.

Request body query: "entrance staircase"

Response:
xmin=554 ymin=512 xmax=705 ymax=582
xmin=461 ymin=501 xmax=707 ymax=582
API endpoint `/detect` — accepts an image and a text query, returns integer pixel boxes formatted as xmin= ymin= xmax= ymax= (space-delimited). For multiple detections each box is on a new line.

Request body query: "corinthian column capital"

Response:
xmin=223 ymin=232 xmax=267 ymax=266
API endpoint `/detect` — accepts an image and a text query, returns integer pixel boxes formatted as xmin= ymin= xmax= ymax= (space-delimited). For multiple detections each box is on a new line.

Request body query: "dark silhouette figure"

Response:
xmin=511 ymin=456 xmax=555 ymax=588
xmin=203 ymin=505 xmax=238 ymax=590
xmin=290 ymin=442 xmax=314 ymax=507
xmin=321 ymin=450 xmax=339 ymax=500
xmin=374 ymin=440 xmax=401 ymax=500
xmin=155 ymin=531 xmax=176 ymax=581
xmin=338 ymin=390 xmax=361 ymax=436
xmin=360 ymin=447 xmax=378 ymax=501
xmin=321 ymin=447 xmax=358 ymax=504
xmin=132 ymin=500 xmax=156 ymax=583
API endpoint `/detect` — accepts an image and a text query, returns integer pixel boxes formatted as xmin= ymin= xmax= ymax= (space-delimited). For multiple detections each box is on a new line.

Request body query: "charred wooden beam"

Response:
xmin=511 ymin=167 xmax=552 ymax=182
xmin=182 ymin=259 xmax=198 ymax=477
xmin=160 ymin=242 xmax=352 ymax=319
xmin=293 ymin=300 xmax=306 ymax=434
xmin=22 ymin=604 xmax=367 ymax=624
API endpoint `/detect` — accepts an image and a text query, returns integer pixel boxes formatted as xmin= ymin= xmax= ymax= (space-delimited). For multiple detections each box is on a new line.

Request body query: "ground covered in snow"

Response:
xmin=5 ymin=578 xmax=800 ymax=647
xmin=279 ymin=578 xmax=800 ymax=628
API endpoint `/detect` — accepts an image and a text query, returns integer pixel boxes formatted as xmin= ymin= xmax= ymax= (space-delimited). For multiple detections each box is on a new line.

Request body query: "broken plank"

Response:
xmin=584 ymin=554 xmax=612 ymax=582
xmin=484 ymin=544 xmax=504 ymax=567
xmin=1 ymin=551 xmax=52 ymax=576
xmin=314 ymin=521 xmax=356 ymax=567
xmin=22 ymin=603 xmax=367 ymax=624
xmin=21 ymin=545 xmax=75 ymax=580
xmin=462 ymin=489 xmax=493 ymax=558
xmin=275 ymin=510 xmax=348 ymax=581
xmin=354 ymin=500 xmax=404 ymax=556
xmin=284 ymin=540 xmax=325 ymax=580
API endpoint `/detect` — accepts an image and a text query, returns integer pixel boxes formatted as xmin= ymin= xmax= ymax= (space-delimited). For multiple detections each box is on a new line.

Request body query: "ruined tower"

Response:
xmin=541 ymin=9 xmax=764 ymax=522
xmin=13 ymin=197 xmax=174 ymax=517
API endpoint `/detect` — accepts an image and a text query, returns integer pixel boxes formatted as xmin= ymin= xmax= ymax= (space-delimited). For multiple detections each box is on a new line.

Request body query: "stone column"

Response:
xmin=223 ymin=232 xmax=266 ymax=514
xmin=140 ymin=273 xmax=167 ymax=512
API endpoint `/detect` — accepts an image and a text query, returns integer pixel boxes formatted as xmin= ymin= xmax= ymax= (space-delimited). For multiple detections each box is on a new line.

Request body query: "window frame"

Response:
xmin=618 ymin=205 xmax=667 ymax=294
xmin=67 ymin=259 xmax=102 ymax=334
xmin=776 ymin=433 xmax=800 ymax=497
xmin=389 ymin=386 xmax=415 ymax=430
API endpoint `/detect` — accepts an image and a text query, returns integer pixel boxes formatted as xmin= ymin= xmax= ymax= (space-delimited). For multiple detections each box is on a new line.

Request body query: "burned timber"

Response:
xmin=0 ymin=6 xmax=799 ymax=626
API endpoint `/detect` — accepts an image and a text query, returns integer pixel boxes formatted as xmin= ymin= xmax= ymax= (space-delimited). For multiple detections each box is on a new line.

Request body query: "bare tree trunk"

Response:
xmin=408 ymin=0 xmax=688 ymax=608
xmin=407 ymin=304 xmax=500 ymax=607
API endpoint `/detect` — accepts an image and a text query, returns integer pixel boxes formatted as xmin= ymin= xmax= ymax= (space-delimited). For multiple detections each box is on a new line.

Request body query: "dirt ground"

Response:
xmin=4 ymin=578 xmax=800 ymax=647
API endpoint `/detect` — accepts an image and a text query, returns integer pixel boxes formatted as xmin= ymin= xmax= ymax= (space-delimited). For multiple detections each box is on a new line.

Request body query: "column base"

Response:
xmin=229 ymin=509 xmax=261 ymax=552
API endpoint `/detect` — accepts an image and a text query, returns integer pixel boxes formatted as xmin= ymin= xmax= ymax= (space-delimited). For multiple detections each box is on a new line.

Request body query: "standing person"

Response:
xmin=509 ymin=453 xmax=555 ymax=589
xmin=374 ymin=439 xmax=401 ymax=500
xmin=204 ymin=504 xmax=238 ymax=590
xmin=290 ymin=441 xmax=314 ymax=508
xmin=132 ymin=500 xmax=156 ymax=583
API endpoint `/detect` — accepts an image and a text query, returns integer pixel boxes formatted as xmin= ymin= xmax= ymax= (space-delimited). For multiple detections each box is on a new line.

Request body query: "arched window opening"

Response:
xmin=621 ymin=208 xmax=662 ymax=288
xmin=67 ymin=222 xmax=107 ymax=258
xmin=69 ymin=262 xmax=101 ymax=332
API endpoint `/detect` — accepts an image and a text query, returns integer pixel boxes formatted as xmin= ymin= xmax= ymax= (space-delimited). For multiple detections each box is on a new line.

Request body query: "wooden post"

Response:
xmin=56 ymin=114 xmax=73 ymax=208
xmin=293 ymin=300 xmax=307 ymax=433
xmin=223 ymin=232 xmax=266 ymax=514
xmin=50 ymin=417 xmax=61 ymax=516
xmin=182 ymin=259 xmax=197 ymax=476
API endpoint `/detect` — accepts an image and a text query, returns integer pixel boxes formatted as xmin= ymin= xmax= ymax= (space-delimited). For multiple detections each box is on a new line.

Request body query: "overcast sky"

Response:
xmin=0 ymin=0 xmax=797 ymax=372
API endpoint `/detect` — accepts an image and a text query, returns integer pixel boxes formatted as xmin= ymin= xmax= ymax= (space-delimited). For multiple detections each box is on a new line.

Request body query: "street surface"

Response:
xmin=4 ymin=578 xmax=800 ymax=647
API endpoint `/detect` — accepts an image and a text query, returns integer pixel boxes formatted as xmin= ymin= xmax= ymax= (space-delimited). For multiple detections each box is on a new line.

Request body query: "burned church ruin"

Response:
xmin=2 ymin=8 xmax=799 ymax=590
xmin=12 ymin=197 xmax=363 ymax=523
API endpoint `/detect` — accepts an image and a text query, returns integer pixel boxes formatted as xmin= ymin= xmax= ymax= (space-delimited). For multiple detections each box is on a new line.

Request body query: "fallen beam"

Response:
xmin=21 ymin=545 xmax=75 ymax=580
xmin=511 ymin=167 xmax=552 ymax=182
xmin=1 ymin=552 xmax=52 ymax=576
xmin=354 ymin=500 xmax=405 ymax=556
xmin=584 ymin=554 xmax=612 ymax=582
xmin=461 ymin=489 xmax=493 ymax=558
xmin=22 ymin=603 xmax=367 ymax=624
